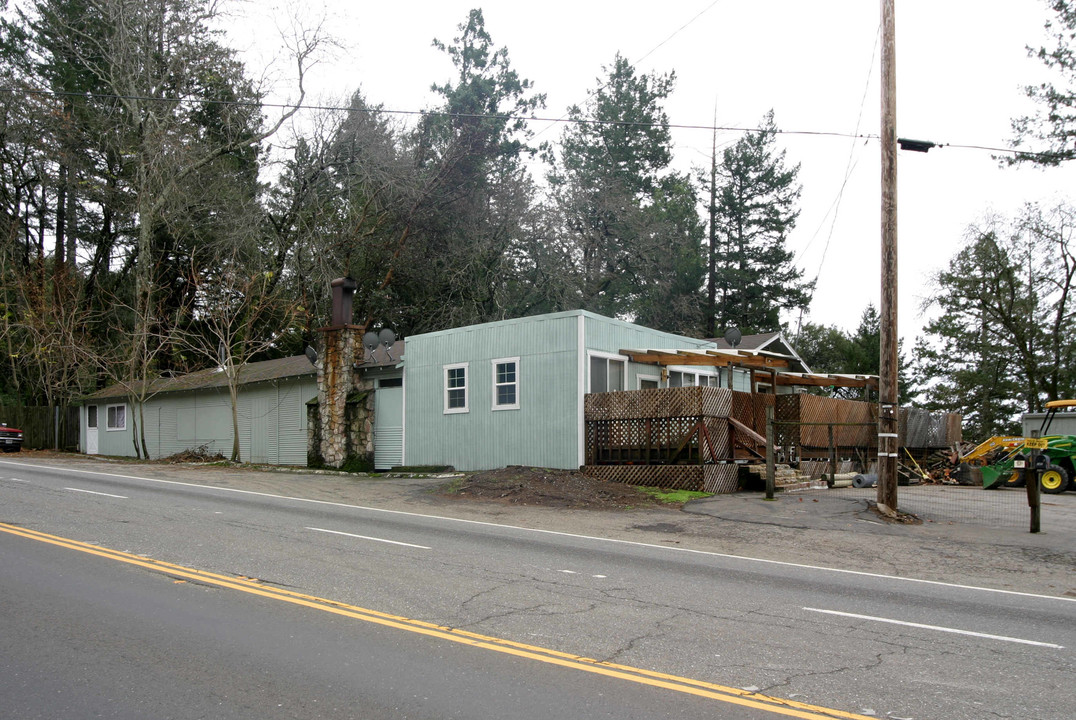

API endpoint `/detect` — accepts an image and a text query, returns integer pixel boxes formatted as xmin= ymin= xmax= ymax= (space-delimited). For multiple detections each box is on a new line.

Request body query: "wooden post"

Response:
xmin=645 ymin=419 xmax=652 ymax=465
xmin=1028 ymin=430 xmax=1041 ymax=533
xmin=877 ymin=0 xmax=900 ymax=513
xmin=828 ymin=424 xmax=837 ymax=488
xmin=765 ymin=406 xmax=776 ymax=500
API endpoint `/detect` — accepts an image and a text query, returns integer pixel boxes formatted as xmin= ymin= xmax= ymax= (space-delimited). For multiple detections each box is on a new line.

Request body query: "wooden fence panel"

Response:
xmin=0 ymin=402 xmax=79 ymax=450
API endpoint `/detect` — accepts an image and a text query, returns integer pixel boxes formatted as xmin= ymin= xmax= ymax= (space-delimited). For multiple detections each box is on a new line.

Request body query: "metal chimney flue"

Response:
xmin=330 ymin=277 xmax=357 ymax=326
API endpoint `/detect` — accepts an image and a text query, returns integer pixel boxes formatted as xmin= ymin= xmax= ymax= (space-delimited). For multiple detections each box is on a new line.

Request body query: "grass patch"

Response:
xmin=338 ymin=456 xmax=374 ymax=474
xmin=437 ymin=474 xmax=468 ymax=494
xmin=634 ymin=486 xmax=713 ymax=504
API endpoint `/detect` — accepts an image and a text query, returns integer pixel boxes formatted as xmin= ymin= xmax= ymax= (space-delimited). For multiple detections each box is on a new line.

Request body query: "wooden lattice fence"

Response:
xmin=583 ymin=387 xmax=961 ymax=494
xmin=583 ymin=387 xmax=743 ymax=492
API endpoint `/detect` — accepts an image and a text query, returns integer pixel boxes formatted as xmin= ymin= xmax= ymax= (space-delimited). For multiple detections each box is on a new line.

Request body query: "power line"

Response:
xmin=0 ymin=84 xmax=878 ymax=142
xmin=0 ymin=85 xmax=1064 ymax=161
xmin=533 ymin=0 xmax=723 ymax=140
xmin=796 ymin=17 xmax=881 ymax=276
xmin=631 ymin=0 xmax=722 ymax=67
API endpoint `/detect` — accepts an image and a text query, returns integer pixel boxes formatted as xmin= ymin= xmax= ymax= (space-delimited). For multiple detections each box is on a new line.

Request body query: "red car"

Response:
xmin=0 ymin=423 xmax=23 ymax=452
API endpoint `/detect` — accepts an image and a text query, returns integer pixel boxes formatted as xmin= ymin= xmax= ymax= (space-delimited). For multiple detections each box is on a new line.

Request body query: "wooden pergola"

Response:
xmin=620 ymin=348 xmax=879 ymax=391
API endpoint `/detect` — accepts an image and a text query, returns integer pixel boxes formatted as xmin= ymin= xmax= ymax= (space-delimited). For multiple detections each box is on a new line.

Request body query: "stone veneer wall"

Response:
xmin=345 ymin=376 xmax=376 ymax=464
xmin=316 ymin=327 xmax=358 ymax=467
xmin=306 ymin=399 xmax=323 ymax=467
xmin=311 ymin=326 xmax=377 ymax=469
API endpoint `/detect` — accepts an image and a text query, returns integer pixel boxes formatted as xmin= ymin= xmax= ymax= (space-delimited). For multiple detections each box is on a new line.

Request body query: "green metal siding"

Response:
xmin=404 ymin=312 xmax=581 ymax=471
xmin=81 ymin=402 xmax=138 ymax=457
xmin=374 ymin=385 xmax=404 ymax=469
xmin=402 ymin=311 xmax=719 ymax=471
xmin=81 ymin=378 xmax=316 ymax=465
xmin=580 ymin=313 xmax=713 ymax=391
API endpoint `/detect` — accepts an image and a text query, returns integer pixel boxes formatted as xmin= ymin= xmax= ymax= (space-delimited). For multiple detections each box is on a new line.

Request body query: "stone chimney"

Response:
xmin=315 ymin=277 xmax=359 ymax=468
xmin=330 ymin=277 xmax=357 ymax=326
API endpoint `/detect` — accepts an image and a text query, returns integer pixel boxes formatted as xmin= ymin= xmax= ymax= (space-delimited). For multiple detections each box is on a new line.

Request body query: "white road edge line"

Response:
xmin=65 ymin=487 xmax=128 ymax=499
xmin=803 ymin=607 xmax=1065 ymax=649
xmin=4 ymin=459 xmax=1074 ymax=605
xmin=306 ymin=526 xmax=430 ymax=549
xmin=6 ymin=477 xmax=28 ymax=482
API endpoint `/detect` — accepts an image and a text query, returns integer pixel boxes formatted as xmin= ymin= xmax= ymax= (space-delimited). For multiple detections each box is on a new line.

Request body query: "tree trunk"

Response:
xmin=138 ymin=400 xmax=150 ymax=460
xmin=229 ymin=380 xmax=241 ymax=463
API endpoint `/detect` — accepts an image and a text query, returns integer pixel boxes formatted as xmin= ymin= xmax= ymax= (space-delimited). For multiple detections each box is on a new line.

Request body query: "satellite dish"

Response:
xmin=362 ymin=331 xmax=380 ymax=354
xmin=724 ymin=327 xmax=742 ymax=349
xmin=304 ymin=345 xmax=318 ymax=365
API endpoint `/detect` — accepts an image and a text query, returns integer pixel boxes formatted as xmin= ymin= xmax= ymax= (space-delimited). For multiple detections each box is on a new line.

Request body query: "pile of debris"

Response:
xmin=900 ymin=445 xmax=976 ymax=485
xmin=740 ymin=463 xmax=828 ymax=492
xmin=161 ymin=444 xmax=226 ymax=464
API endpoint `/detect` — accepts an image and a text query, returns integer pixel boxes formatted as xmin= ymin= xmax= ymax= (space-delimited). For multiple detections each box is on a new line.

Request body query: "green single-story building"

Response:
xmin=79 ymin=309 xmax=811 ymax=471
xmin=78 ymin=355 xmax=318 ymax=465
xmin=389 ymin=310 xmax=807 ymax=471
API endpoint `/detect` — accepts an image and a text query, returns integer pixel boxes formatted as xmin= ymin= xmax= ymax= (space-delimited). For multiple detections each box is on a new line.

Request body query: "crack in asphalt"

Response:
xmin=599 ymin=610 xmax=685 ymax=665
xmin=758 ymin=646 xmax=895 ymax=696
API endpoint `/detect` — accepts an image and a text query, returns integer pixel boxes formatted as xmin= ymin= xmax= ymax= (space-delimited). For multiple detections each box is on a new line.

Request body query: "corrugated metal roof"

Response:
xmin=82 ymin=355 xmax=316 ymax=401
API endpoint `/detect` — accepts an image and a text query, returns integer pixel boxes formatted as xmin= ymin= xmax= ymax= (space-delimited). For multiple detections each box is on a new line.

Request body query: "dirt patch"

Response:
xmin=440 ymin=466 xmax=662 ymax=510
xmin=868 ymin=501 xmax=923 ymax=524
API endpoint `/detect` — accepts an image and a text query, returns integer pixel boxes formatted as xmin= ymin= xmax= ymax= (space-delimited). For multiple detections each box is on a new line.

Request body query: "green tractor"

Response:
xmin=977 ymin=400 xmax=1076 ymax=494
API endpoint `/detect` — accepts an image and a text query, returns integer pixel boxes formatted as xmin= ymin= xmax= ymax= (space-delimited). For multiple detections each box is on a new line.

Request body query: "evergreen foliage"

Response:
xmin=1011 ymin=0 xmax=1076 ymax=163
xmin=14 ymin=3 xmax=1032 ymax=438
xmin=546 ymin=54 xmax=705 ymax=334
xmin=797 ymin=305 xmax=911 ymax=403
xmin=709 ymin=111 xmax=811 ymax=334
xmin=911 ymin=206 xmax=1076 ymax=438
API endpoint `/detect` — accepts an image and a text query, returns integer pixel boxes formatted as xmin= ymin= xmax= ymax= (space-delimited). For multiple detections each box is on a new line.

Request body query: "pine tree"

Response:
xmin=911 ymin=206 xmax=1076 ymax=436
xmin=405 ymin=8 xmax=546 ymax=329
xmin=547 ymin=54 xmax=704 ymax=333
xmin=711 ymin=111 xmax=811 ymax=334
xmin=1011 ymin=0 xmax=1076 ymax=164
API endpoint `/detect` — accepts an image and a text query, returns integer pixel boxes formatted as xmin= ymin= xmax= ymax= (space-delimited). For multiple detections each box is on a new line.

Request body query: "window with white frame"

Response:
xmin=443 ymin=363 xmax=469 ymax=413
xmin=492 ymin=357 xmax=520 ymax=410
xmin=638 ymin=374 xmax=660 ymax=390
xmin=589 ymin=354 xmax=625 ymax=392
xmin=668 ymin=369 xmax=719 ymax=388
xmin=106 ymin=403 xmax=126 ymax=431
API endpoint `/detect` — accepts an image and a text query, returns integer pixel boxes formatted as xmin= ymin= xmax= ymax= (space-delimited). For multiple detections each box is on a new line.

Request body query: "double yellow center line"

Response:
xmin=0 ymin=522 xmax=872 ymax=720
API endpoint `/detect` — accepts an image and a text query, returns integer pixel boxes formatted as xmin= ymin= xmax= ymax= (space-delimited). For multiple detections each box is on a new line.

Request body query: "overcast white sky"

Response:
xmin=228 ymin=0 xmax=1076 ymax=342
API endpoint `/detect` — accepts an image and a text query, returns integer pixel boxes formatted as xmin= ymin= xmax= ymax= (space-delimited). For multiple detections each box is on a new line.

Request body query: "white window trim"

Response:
xmin=491 ymin=356 xmax=520 ymax=411
xmin=443 ymin=362 xmax=469 ymax=414
xmin=637 ymin=373 xmax=660 ymax=389
xmin=666 ymin=365 xmax=719 ymax=388
xmin=586 ymin=350 xmax=628 ymax=393
xmin=105 ymin=403 xmax=127 ymax=431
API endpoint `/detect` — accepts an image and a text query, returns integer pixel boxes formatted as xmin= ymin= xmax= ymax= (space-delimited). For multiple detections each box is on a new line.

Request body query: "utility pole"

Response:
xmin=878 ymin=0 xmax=900 ymax=512
xmin=707 ymin=110 xmax=719 ymax=338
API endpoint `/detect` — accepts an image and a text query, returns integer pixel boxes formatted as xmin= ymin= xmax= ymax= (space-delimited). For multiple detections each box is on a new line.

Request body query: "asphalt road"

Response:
xmin=2 ymin=457 xmax=1074 ymax=719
